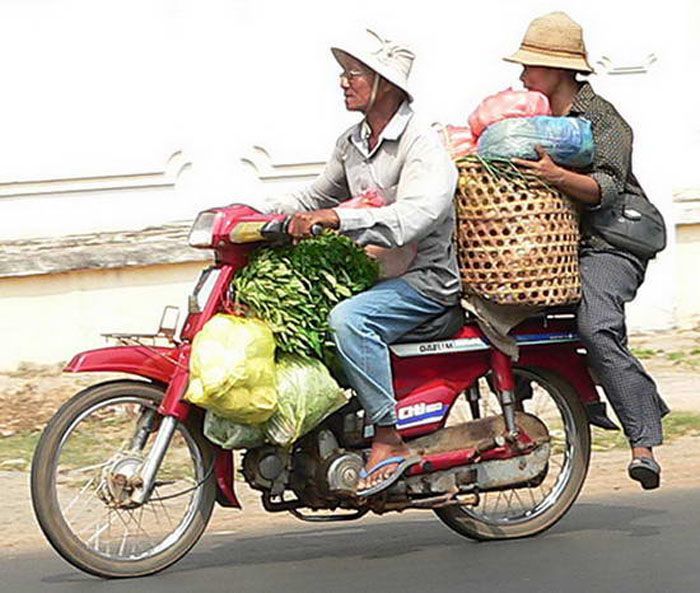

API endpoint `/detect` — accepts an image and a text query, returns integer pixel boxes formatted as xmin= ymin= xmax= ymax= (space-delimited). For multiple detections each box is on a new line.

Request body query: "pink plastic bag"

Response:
xmin=338 ymin=190 xmax=417 ymax=279
xmin=438 ymin=125 xmax=477 ymax=160
xmin=468 ymin=88 xmax=551 ymax=138
xmin=337 ymin=189 xmax=386 ymax=209
xmin=365 ymin=243 xmax=418 ymax=279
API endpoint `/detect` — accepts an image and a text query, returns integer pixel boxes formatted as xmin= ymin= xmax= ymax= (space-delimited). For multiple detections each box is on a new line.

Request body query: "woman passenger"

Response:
xmin=504 ymin=12 xmax=669 ymax=489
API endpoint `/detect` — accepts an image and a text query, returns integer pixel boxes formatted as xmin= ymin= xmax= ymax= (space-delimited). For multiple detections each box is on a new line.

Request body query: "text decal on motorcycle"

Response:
xmin=390 ymin=332 xmax=578 ymax=358
xmin=396 ymin=402 xmax=447 ymax=429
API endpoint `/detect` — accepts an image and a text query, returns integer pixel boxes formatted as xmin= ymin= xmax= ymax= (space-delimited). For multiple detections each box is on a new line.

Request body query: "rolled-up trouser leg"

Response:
xmin=328 ymin=278 xmax=447 ymax=426
xmin=577 ymin=251 xmax=669 ymax=447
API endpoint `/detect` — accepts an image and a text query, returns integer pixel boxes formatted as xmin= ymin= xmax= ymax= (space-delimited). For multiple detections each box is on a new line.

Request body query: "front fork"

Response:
xmin=129 ymin=417 xmax=179 ymax=505
xmin=130 ymin=351 xmax=193 ymax=506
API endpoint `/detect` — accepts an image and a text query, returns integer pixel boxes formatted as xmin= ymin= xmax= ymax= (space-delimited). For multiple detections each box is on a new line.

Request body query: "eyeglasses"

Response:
xmin=339 ymin=69 xmax=371 ymax=82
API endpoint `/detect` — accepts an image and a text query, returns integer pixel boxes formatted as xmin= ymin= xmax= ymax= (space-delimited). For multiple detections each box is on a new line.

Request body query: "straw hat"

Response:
xmin=504 ymin=12 xmax=594 ymax=73
xmin=331 ymin=29 xmax=415 ymax=101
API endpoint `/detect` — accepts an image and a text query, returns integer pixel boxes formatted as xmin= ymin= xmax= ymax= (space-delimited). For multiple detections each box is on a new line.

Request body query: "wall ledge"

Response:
xmin=0 ymin=222 xmax=211 ymax=279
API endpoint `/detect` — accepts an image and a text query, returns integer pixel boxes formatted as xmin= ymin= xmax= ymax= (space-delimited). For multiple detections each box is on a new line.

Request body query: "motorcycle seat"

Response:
xmin=394 ymin=305 xmax=465 ymax=344
xmin=393 ymin=303 xmax=578 ymax=345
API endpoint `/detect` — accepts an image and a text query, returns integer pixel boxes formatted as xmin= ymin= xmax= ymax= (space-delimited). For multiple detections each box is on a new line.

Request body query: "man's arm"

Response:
xmin=331 ymin=133 xmax=458 ymax=247
xmin=265 ymin=140 xmax=350 ymax=214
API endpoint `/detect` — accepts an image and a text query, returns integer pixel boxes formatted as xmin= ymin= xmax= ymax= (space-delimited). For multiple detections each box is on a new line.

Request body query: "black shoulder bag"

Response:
xmin=588 ymin=193 xmax=667 ymax=260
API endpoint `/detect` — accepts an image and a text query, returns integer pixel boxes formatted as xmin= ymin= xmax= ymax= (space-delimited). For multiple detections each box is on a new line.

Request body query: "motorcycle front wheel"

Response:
xmin=434 ymin=367 xmax=591 ymax=541
xmin=31 ymin=380 xmax=216 ymax=578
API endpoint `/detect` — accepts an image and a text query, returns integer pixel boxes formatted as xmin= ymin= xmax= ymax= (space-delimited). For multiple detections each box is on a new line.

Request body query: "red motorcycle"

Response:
xmin=31 ymin=204 xmax=616 ymax=578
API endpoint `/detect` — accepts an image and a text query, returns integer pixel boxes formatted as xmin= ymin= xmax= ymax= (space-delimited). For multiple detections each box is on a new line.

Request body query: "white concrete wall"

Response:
xmin=0 ymin=0 xmax=698 ymax=368
xmin=1 ymin=263 xmax=201 ymax=368
xmin=676 ymin=225 xmax=700 ymax=328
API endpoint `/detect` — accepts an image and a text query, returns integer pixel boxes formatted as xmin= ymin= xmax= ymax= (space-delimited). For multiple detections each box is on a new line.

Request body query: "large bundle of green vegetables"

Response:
xmin=232 ymin=233 xmax=378 ymax=359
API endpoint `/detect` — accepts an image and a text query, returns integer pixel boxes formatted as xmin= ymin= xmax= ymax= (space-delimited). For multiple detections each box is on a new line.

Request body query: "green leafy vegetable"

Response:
xmin=232 ymin=232 xmax=379 ymax=359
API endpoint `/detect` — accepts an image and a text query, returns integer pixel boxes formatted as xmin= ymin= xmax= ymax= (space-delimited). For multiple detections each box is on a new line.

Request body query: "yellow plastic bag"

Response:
xmin=184 ymin=314 xmax=277 ymax=424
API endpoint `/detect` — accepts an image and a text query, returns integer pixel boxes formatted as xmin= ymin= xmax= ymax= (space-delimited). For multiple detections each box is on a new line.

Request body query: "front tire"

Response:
xmin=31 ymin=380 xmax=216 ymax=578
xmin=434 ymin=368 xmax=590 ymax=540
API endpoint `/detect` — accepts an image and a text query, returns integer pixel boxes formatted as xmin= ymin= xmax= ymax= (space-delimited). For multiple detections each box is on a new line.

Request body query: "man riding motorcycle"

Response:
xmin=266 ymin=29 xmax=460 ymax=496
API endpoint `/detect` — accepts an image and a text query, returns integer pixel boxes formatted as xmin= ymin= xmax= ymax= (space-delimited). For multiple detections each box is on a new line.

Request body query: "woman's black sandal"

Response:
xmin=628 ymin=457 xmax=661 ymax=490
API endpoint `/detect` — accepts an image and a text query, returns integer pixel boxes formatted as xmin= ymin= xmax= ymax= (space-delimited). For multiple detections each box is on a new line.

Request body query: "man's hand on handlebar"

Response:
xmin=288 ymin=209 xmax=340 ymax=239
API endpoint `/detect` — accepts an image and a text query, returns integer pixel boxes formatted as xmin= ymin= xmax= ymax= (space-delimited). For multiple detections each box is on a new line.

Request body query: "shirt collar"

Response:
xmin=350 ymin=101 xmax=413 ymax=157
xmin=570 ymin=82 xmax=596 ymax=115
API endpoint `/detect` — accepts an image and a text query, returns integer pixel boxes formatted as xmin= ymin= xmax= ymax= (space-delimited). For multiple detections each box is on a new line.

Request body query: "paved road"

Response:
xmin=3 ymin=488 xmax=698 ymax=593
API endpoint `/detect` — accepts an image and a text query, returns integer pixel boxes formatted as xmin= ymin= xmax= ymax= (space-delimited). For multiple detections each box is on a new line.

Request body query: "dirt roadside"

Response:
xmin=1 ymin=329 xmax=699 ymax=553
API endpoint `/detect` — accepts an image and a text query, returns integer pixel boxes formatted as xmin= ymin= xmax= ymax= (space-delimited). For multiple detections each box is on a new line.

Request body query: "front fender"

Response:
xmin=66 ymin=349 xmax=242 ymax=507
xmin=64 ymin=345 xmax=180 ymax=385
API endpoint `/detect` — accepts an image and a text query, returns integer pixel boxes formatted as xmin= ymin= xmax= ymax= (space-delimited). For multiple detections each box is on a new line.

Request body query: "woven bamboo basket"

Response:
xmin=455 ymin=157 xmax=581 ymax=307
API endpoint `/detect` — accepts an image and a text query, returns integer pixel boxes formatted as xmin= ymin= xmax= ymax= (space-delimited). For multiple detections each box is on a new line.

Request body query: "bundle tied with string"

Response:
xmin=454 ymin=156 xmax=581 ymax=307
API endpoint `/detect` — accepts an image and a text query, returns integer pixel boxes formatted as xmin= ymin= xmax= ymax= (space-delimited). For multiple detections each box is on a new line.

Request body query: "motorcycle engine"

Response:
xmin=243 ymin=429 xmax=364 ymax=507
xmin=302 ymin=429 xmax=363 ymax=496
xmin=242 ymin=446 xmax=290 ymax=495
xmin=322 ymin=451 xmax=364 ymax=495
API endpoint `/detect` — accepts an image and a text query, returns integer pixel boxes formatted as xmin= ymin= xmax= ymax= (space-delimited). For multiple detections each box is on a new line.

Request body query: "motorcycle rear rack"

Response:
xmin=101 ymin=331 xmax=178 ymax=347
xmin=101 ymin=332 xmax=188 ymax=371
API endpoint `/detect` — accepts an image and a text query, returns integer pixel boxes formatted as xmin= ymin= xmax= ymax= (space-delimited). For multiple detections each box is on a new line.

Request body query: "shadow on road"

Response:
xmin=39 ymin=497 xmax=671 ymax=584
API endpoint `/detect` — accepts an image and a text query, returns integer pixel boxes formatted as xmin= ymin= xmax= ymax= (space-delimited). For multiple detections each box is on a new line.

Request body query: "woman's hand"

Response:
xmin=513 ymin=146 xmax=601 ymax=205
xmin=288 ymin=209 xmax=340 ymax=238
xmin=512 ymin=146 xmax=566 ymax=185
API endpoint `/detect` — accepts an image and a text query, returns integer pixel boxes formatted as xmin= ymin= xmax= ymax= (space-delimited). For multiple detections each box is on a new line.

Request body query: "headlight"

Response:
xmin=188 ymin=212 xmax=219 ymax=248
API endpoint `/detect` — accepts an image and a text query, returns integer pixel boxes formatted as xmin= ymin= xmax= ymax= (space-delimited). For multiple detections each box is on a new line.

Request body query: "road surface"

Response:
xmin=2 ymin=488 xmax=698 ymax=593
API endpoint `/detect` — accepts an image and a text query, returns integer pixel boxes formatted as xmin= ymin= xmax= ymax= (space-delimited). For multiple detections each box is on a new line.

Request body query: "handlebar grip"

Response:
xmin=310 ymin=224 xmax=324 ymax=237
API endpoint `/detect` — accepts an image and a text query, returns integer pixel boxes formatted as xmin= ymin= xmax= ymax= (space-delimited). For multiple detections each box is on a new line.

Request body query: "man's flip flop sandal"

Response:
xmin=356 ymin=455 xmax=421 ymax=498
xmin=628 ymin=457 xmax=661 ymax=490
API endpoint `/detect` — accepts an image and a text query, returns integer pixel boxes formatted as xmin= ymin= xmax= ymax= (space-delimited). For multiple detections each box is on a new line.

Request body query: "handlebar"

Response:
xmin=259 ymin=218 xmax=326 ymax=241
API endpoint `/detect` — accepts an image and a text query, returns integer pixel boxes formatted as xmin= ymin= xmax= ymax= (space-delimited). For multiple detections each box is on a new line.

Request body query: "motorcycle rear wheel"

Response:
xmin=434 ymin=368 xmax=590 ymax=541
xmin=31 ymin=380 xmax=216 ymax=578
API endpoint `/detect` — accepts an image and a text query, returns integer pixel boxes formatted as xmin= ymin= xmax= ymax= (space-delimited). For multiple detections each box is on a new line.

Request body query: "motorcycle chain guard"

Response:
xmin=409 ymin=412 xmax=549 ymax=460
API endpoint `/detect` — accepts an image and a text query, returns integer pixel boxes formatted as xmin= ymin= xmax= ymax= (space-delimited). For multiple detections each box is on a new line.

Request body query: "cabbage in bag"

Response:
xmin=200 ymin=354 xmax=349 ymax=450
xmin=203 ymin=410 xmax=266 ymax=449
xmin=265 ymin=355 xmax=349 ymax=448
xmin=184 ymin=314 xmax=277 ymax=424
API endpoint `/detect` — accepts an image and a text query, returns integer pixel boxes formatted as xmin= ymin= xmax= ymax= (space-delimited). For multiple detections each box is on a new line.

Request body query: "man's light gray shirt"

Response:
xmin=266 ymin=102 xmax=460 ymax=305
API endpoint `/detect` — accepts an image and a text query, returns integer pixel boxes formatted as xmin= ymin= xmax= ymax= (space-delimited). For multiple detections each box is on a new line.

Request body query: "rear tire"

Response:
xmin=434 ymin=368 xmax=590 ymax=541
xmin=31 ymin=380 xmax=216 ymax=578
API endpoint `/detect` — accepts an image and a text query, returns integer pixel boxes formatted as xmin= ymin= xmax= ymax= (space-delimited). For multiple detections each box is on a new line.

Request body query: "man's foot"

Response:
xmin=357 ymin=455 xmax=421 ymax=497
xmin=356 ymin=426 xmax=418 ymax=495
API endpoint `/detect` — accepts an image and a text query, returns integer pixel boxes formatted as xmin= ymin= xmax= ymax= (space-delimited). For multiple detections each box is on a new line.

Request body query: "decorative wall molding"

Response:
xmin=241 ymin=145 xmax=324 ymax=183
xmin=0 ymin=151 xmax=191 ymax=200
xmin=674 ymin=188 xmax=700 ymax=226
xmin=673 ymin=188 xmax=700 ymax=203
xmin=596 ymin=54 xmax=658 ymax=75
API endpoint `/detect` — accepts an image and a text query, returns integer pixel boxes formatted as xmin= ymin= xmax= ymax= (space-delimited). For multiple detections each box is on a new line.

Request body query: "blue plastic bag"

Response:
xmin=477 ymin=116 xmax=594 ymax=168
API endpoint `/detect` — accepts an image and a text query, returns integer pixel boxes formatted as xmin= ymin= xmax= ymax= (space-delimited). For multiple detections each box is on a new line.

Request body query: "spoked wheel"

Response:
xmin=435 ymin=367 xmax=590 ymax=540
xmin=31 ymin=380 xmax=216 ymax=578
